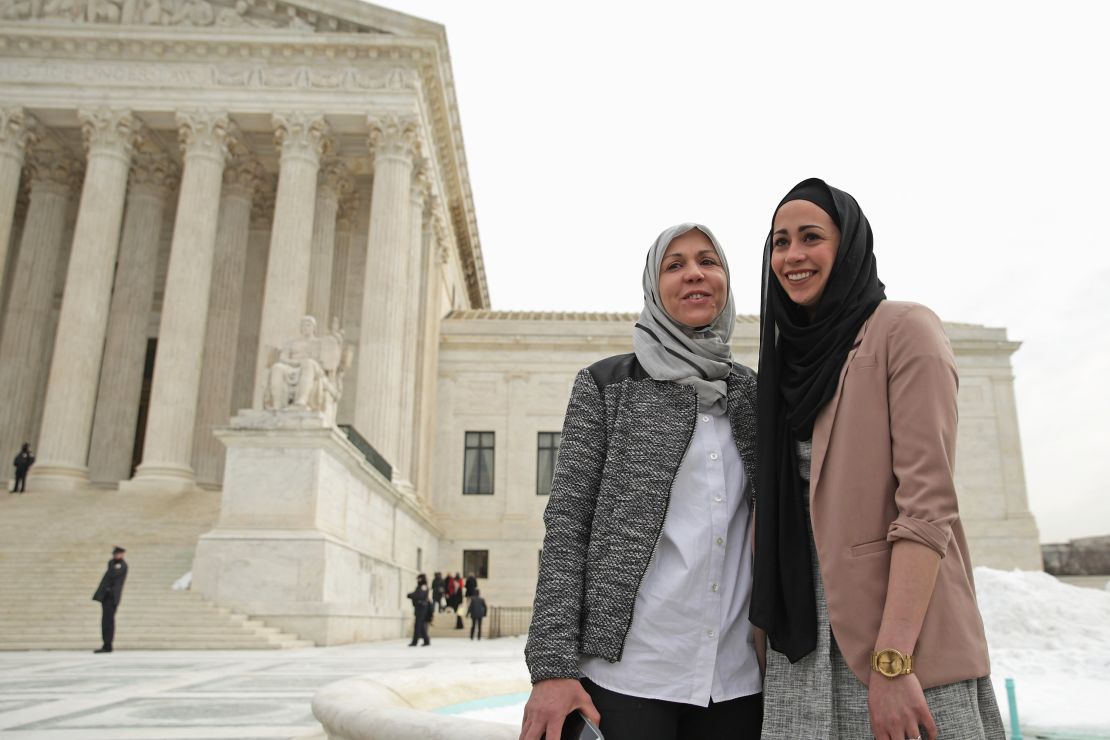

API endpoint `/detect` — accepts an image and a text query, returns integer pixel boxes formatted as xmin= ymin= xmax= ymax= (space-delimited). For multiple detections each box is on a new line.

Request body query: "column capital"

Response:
xmin=0 ymin=107 xmax=39 ymax=160
xmin=250 ymin=173 xmax=277 ymax=228
xmin=176 ymin=110 xmax=231 ymax=165
xmin=317 ymin=160 xmax=352 ymax=201
xmin=432 ymin=206 xmax=450 ymax=265
xmin=78 ymin=108 xmax=140 ymax=159
xmin=336 ymin=189 xmax=359 ymax=229
xmin=129 ymin=148 xmax=179 ymax=198
xmin=27 ymin=147 xmax=84 ymax=192
xmin=410 ymin=158 xmax=432 ymax=206
xmin=367 ymin=114 xmax=420 ymax=162
xmin=223 ymin=157 xmax=265 ymax=199
xmin=272 ymin=112 xmax=331 ymax=165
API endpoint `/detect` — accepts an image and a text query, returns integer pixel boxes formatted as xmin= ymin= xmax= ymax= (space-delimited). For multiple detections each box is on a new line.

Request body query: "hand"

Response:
xmin=519 ymin=678 xmax=600 ymax=740
xmin=868 ymin=674 xmax=937 ymax=740
xmin=752 ymin=626 xmax=767 ymax=677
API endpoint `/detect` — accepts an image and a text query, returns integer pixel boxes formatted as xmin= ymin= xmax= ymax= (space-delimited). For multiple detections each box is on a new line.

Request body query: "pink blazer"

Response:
xmin=809 ymin=301 xmax=991 ymax=688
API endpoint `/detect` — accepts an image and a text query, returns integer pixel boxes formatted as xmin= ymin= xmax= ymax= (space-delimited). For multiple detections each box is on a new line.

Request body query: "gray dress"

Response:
xmin=761 ymin=440 xmax=1005 ymax=739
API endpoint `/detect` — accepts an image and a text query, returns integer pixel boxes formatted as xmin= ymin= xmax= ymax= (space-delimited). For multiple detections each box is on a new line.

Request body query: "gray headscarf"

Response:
xmin=633 ymin=223 xmax=735 ymax=414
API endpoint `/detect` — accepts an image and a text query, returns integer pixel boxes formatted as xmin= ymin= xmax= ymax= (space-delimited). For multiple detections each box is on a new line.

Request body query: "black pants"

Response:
xmin=470 ymin=617 xmax=483 ymax=639
xmin=410 ymin=605 xmax=429 ymax=645
xmin=11 ymin=468 xmax=28 ymax=492
xmin=100 ymin=600 xmax=117 ymax=649
xmin=582 ymin=677 xmax=762 ymax=740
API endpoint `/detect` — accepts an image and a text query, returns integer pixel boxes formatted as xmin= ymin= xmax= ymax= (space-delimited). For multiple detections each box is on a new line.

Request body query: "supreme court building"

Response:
xmin=0 ymin=1 xmax=1043 ymax=642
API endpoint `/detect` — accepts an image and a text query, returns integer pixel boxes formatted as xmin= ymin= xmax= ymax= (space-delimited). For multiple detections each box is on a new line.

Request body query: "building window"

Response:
xmin=463 ymin=431 xmax=495 ymax=495
xmin=417 ymin=547 xmax=423 ymax=573
xmin=536 ymin=432 xmax=561 ymax=496
xmin=463 ymin=549 xmax=489 ymax=579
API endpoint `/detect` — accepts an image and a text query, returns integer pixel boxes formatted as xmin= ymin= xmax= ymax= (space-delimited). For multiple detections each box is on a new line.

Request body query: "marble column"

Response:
xmin=0 ymin=150 xmax=81 ymax=467
xmin=252 ymin=112 xmax=329 ymax=408
xmin=355 ymin=115 xmax=419 ymax=470
xmin=336 ymin=185 xmax=370 ymax=426
xmin=126 ymin=111 xmax=230 ymax=492
xmin=31 ymin=109 xmax=139 ymax=491
xmin=191 ymin=158 xmax=261 ymax=487
xmin=394 ymin=164 xmax=429 ymax=491
xmin=0 ymin=108 xmax=37 ymax=294
xmin=327 ymin=191 xmax=357 ymax=328
xmin=306 ymin=160 xmax=350 ymax=325
xmin=87 ymin=151 xmax=178 ymax=484
xmin=413 ymin=207 xmax=447 ymax=496
xmin=232 ymin=178 xmax=274 ymax=415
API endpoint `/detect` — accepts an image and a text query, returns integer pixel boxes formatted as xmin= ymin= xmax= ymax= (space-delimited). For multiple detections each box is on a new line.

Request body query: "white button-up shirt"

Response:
xmin=580 ymin=407 xmax=760 ymax=706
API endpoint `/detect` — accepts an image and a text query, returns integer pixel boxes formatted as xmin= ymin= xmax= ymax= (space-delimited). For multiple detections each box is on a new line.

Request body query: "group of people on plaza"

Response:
xmin=522 ymin=179 xmax=1005 ymax=740
xmin=407 ymin=571 xmax=488 ymax=646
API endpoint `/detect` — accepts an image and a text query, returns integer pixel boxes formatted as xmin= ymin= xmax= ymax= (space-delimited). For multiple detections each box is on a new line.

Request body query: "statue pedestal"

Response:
xmin=191 ymin=410 xmax=441 ymax=645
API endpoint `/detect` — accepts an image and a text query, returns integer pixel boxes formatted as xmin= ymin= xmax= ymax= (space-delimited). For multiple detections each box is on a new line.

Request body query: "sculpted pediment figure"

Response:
xmin=0 ymin=0 xmax=388 ymax=33
xmin=262 ymin=315 xmax=353 ymax=425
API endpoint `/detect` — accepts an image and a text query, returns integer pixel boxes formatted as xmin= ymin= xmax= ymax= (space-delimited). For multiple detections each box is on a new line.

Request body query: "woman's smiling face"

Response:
xmin=771 ymin=199 xmax=841 ymax=316
xmin=658 ymin=229 xmax=728 ymax=328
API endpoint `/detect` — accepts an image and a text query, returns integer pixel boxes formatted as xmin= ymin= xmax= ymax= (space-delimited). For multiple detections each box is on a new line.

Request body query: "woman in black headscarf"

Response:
xmin=751 ymin=179 xmax=1004 ymax=739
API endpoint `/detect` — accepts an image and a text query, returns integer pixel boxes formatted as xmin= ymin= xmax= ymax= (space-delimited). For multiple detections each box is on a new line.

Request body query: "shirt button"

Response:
xmin=716 ymin=537 xmax=724 ymax=546
xmin=701 ymin=415 xmax=710 ymax=422
xmin=710 ymin=583 xmax=719 ymax=592
xmin=706 ymin=629 xmax=715 ymax=638
xmin=714 ymin=495 xmax=723 ymax=503
xmin=709 ymin=453 xmax=719 ymax=460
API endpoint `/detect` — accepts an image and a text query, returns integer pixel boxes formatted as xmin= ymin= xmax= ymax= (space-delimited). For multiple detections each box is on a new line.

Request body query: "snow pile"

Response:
xmin=975 ymin=566 xmax=1110 ymax=734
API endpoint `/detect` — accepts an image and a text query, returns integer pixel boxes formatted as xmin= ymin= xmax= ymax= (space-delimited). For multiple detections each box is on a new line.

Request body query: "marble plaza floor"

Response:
xmin=0 ymin=636 xmax=529 ymax=739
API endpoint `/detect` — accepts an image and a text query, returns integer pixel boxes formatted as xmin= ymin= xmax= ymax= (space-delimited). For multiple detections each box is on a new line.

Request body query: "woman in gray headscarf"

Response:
xmin=520 ymin=224 xmax=763 ymax=740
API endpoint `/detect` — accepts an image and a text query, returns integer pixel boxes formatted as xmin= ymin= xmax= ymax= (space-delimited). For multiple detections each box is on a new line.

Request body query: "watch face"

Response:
xmin=878 ymin=650 xmax=904 ymax=675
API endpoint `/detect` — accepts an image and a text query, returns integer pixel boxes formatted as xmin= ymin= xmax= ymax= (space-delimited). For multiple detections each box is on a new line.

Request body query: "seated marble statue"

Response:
xmin=263 ymin=316 xmax=351 ymax=423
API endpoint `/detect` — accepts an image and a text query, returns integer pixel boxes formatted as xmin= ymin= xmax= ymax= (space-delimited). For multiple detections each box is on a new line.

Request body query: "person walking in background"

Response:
xmin=92 ymin=546 xmax=128 ymax=653
xmin=10 ymin=442 xmax=34 ymax=493
xmin=431 ymin=571 xmax=446 ymax=613
xmin=464 ymin=571 xmax=478 ymax=599
xmin=467 ymin=588 xmax=487 ymax=640
xmin=406 ymin=573 xmax=431 ymax=647
xmin=752 ymin=178 xmax=1004 ymax=738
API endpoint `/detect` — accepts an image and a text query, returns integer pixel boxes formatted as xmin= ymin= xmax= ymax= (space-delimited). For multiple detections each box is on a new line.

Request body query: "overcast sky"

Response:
xmin=381 ymin=0 xmax=1109 ymax=543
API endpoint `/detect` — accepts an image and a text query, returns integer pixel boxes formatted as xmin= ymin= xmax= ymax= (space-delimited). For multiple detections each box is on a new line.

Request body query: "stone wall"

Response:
xmin=1043 ymin=536 xmax=1110 ymax=576
xmin=431 ymin=312 xmax=1044 ymax=608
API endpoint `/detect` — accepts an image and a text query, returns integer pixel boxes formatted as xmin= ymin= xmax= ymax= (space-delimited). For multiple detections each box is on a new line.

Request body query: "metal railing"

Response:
xmin=488 ymin=606 xmax=532 ymax=639
xmin=338 ymin=424 xmax=392 ymax=480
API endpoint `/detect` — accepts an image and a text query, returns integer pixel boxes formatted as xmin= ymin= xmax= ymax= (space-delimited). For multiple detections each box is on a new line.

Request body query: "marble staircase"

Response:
xmin=0 ymin=487 xmax=313 ymax=650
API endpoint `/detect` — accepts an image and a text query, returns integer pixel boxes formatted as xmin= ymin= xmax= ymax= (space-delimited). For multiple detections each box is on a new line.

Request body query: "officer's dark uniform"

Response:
xmin=10 ymin=445 xmax=34 ymax=493
xmin=406 ymin=583 xmax=431 ymax=646
xmin=92 ymin=547 xmax=128 ymax=653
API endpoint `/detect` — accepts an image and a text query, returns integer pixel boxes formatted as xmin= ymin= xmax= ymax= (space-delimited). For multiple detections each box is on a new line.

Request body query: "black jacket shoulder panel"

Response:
xmin=586 ymin=353 xmax=649 ymax=388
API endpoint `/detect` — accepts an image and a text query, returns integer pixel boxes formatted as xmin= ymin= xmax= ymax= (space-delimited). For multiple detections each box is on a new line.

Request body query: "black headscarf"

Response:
xmin=749 ymin=178 xmax=886 ymax=662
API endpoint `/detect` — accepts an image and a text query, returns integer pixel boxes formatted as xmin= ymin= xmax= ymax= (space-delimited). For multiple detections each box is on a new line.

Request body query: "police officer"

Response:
xmin=92 ymin=546 xmax=128 ymax=653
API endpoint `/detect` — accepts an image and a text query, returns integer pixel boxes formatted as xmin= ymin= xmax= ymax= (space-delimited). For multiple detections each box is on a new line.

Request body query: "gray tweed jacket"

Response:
xmin=524 ymin=352 xmax=758 ymax=683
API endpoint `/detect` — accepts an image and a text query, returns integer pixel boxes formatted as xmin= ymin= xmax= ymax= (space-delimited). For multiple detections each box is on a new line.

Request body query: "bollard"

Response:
xmin=1005 ymin=677 xmax=1022 ymax=740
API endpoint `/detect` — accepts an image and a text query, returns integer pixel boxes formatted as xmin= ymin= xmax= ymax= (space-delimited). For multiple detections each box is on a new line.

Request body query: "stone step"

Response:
xmin=0 ymin=487 xmax=315 ymax=650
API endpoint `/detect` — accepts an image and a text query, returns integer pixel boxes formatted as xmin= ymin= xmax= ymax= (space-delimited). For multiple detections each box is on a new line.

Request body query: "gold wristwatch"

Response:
xmin=871 ymin=648 xmax=914 ymax=678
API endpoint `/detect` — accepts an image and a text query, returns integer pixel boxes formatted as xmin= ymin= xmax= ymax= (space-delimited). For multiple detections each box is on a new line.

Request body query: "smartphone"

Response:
xmin=560 ymin=709 xmax=604 ymax=740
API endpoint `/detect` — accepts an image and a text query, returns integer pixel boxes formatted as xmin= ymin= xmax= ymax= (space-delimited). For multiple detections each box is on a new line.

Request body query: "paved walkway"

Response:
xmin=0 ymin=636 xmax=528 ymax=739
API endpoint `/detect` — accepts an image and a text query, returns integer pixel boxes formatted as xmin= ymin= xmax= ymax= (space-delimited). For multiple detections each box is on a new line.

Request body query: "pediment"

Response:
xmin=0 ymin=0 xmax=416 ymax=35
